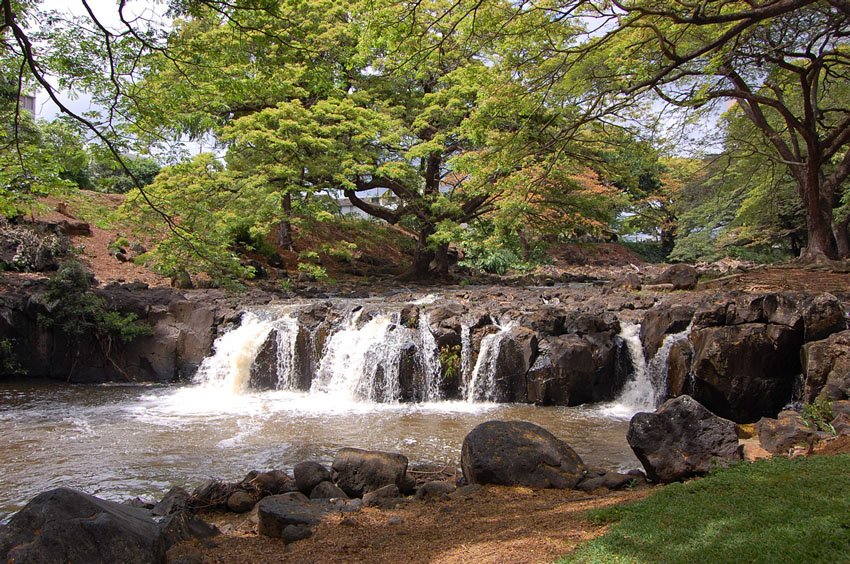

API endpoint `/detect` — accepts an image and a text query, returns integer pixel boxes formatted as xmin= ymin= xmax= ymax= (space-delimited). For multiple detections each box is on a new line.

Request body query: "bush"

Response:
xmin=39 ymin=260 xmax=152 ymax=344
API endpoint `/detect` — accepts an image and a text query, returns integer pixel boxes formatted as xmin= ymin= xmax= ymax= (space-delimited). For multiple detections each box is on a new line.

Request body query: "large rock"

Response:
xmin=687 ymin=323 xmax=801 ymax=422
xmin=801 ymin=293 xmax=847 ymax=342
xmin=802 ymin=330 xmax=850 ymax=402
xmin=526 ymin=330 xmax=628 ymax=406
xmin=461 ymin=420 xmax=587 ymax=489
xmin=488 ymin=326 xmax=538 ymax=402
xmin=331 ymin=448 xmax=409 ymax=498
xmin=0 ymin=488 xmax=216 ymax=563
xmin=627 ymin=395 xmax=741 ymax=483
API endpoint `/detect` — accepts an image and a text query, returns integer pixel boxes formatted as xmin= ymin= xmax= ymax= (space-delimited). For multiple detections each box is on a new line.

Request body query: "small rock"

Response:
xmin=740 ymin=440 xmax=773 ymax=462
xmin=415 ymin=481 xmax=456 ymax=501
xmin=756 ymin=410 xmax=818 ymax=454
xmin=654 ymin=264 xmax=699 ymax=290
xmin=332 ymin=448 xmax=409 ymax=498
xmin=448 ymin=484 xmax=483 ymax=500
xmin=294 ymin=461 xmax=332 ymax=496
xmin=257 ymin=492 xmax=323 ymax=538
xmin=226 ymin=491 xmax=256 ymax=514
xmin=387 ymin=516 xmax=403 ymax=526
xmin=339 ymin=516 xmax=358 ymax=527
xmin=309 ymin=481 xmax=349 ymax=500
xmin=362 ymin=484 xmax=401 ymax=509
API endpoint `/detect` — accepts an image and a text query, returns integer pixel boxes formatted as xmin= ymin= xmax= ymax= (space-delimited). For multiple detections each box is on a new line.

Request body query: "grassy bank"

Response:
xmin=563 ymin=455 xmax=850 ymax=563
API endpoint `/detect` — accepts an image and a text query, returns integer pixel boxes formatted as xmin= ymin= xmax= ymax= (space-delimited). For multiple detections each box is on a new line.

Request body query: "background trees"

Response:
xmin=3 ymin=0 xmax=848 ymax=278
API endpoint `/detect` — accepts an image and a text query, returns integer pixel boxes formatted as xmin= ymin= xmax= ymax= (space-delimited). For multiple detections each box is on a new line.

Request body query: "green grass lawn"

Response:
xmin=562 ymin=455 xmax=850 ymax=563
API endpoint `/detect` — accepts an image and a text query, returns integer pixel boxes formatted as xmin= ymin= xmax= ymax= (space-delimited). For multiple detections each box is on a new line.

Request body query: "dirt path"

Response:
xmin=179 ymin=486 xmax=652 ymax=564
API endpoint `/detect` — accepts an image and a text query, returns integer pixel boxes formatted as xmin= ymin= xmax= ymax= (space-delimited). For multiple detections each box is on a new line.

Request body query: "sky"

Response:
xmin=35 ymin=0 xmax=167 ymax=120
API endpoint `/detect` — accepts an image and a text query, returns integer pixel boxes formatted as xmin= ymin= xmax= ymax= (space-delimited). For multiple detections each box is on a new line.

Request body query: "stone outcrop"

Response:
xmin=0 ymin=282 xmax=223 ymax=383
xmin=802 ymin=330 xmax=850 ymax=402
xmin=659 ymin=293 xmax=847 ymax=423
xmin=331 ymin=448 xmax=409 ymax=498
xmin=461 ymin=420 xmax=586 ymax=489
xmin=627 ymin=395 xmax=741 ymax=483
xmin=0 ymin=487 xmax=217 ymax=563
xmin=653 ymin=264 xmax=699 ymax=290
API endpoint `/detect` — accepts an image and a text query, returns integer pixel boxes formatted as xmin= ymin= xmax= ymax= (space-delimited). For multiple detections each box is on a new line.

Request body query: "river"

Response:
xmin=0 ymin=379 xmax=639 ymax=521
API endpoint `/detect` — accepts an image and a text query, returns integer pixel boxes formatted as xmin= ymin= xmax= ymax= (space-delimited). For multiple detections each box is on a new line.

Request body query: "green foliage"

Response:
xmin=564 ymin=455 xmax=850 ymax=563
xmin=802 ymin=398 xmax=836 ymax=435
xmin=0 ymin=339 xmax=25 ymax=375
xmin=296 ymin=262 xmax=328 ymax=282
xmin=38 ymin=260 xmax=152 ymax=344
xmin=89 ymin=150 xmax=161 ymax=194
xmin=438 ymin=344 xmax=461 ymax=384
xmin=622 ymin=241 xmax=667 ymax=264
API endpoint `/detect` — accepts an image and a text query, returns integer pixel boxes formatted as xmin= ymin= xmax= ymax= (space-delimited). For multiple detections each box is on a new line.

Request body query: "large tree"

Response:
xmin=508 ymin=0 xmax=850 ymax=260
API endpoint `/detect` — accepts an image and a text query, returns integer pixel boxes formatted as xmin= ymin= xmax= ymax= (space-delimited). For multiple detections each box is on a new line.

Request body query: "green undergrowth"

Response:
xmin=562 ymin=455 xmax=850 ymax=564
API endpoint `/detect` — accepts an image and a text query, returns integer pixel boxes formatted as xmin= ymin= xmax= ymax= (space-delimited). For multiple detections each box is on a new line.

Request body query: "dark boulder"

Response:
xmin=801 ymin=293 xmax=847 ymax=342
xmin=461 ymin=420 xmax=586 ymax=489
xmin=687 ymin=323 xmax=801 ymax=423
xmin=0 ymin=487 xmax=216 ymax=564
xmin=802 ymin=330 xmax=850 ymax=402
xmin=627 ymin=395 xmax=741 ymax=483
xmin=331 ymin=448 xmax=409 ymax=498
xmin=294 ymin=461 xmax=332 ymax=496
xmin=488 ymin=326 xmax=538 ymax=402
xmin=257 ymin=492 xmax=324 ymax=538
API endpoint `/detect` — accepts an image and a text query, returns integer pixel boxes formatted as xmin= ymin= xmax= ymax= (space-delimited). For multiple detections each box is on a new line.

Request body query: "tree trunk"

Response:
xmin=800 ymin=171 xmax=837 ymax=261
xmin=278 ymin=192 xmax=294 ymax=250
xmin=434 ymin=242 xmax=450 ymax=276
xmin=408 ymin=226 xmax=435 ymax=280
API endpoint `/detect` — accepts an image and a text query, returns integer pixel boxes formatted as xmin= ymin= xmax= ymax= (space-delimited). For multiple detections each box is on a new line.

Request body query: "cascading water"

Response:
xmin=458 ymin=322 xmax=473 ymax=399
xmin=193 ymin=312 xmax=275 ymax=394
xmin=465 ymin=320 xmax=516 ymax=403
xmin=417 ymin=312 xmax=442 ymax=402
xmin=274 ymin=314 xmax=302 ymax=390
xmin=603 ymin=321 xmax=694 ymax=418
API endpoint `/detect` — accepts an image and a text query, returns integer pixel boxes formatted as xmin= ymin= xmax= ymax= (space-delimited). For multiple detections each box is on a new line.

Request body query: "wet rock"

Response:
xmin=665 ymin=338 xmax=693 ymax=398
xmin=226 ymin=491 xmax=256 ymax=513
xmin=802 ymin=330 xmax=850 ymax=402
xmin=362 ymin=484 xmax=402 ymax=509
xmin=249 ymin=331 xmax=279 ymax=390
xmin=415 ymin=481 xmax=457 ymax=501
xmin=461 ymin=420 xmax=587 ymax=489
xmin=309 ymin=481 xmax=349 ymax=500
xmin=332 ymin=448 xmax=409 ymax=498
xmin=627 ymin=395 xmax=741 ymax=483
xmin=294 ymin=461 xmax=332 ymax=496
xmin=654 ymin=264 xmax=699 ymax=290
xmin=152 ymin=486 xmax=190 ymax=517
xmin=257 ymin=493 xmax=323 ymax=538
xmin=489 ymin=326 xmax=538 ymax=402
xmin=282 ymin=524 xmax=313 ymax=543
xmin=0 ymin=487 xmax=216 ymax=564
xmin=756 ymin=410 xmax=819 ymax=454
xmin=688 ymin=323 xmax=801 ymax=423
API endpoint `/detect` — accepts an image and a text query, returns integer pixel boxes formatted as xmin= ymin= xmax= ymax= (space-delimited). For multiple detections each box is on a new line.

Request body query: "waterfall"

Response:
xmin=417 ymin=312 xmax=442 ymax=402
xmin=604 ymin=321 xmax=693 ymax=417
xmin=311 ymin=309 xmax=416 ymax=402
xmin=465 ymin=320 xmax=516 ymax=403
xmin=458 ymin=322 xmax=473 ymax=399
xmin=274 ymin=314 xmax=302 ymax=390
xmin=193 ymin=312 xmax=275 ymax=394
